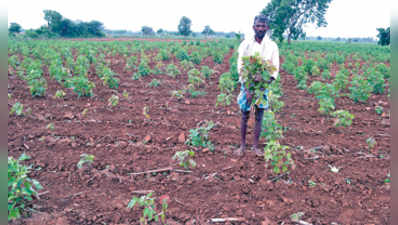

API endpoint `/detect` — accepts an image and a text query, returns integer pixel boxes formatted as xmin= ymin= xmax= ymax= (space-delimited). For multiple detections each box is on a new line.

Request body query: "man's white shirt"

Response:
xmin=237 ymin=33 xmax=280 ymax=83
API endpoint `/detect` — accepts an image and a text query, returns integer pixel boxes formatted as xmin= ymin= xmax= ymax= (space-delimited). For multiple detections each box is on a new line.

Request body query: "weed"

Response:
xmin=77 ymin=153 xmax=95 ymax=169
xmin=172 ymin=150 xmax=196 ymax=169
xmin=128 ymin=192 xmax=168 ymax=225
xmin=10 ymin=102 xmax=23 ymax=116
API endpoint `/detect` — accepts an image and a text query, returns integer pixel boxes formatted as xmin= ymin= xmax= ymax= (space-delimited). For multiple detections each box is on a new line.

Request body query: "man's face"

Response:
xmin=253 ymin=20 xmax=268 ymax=39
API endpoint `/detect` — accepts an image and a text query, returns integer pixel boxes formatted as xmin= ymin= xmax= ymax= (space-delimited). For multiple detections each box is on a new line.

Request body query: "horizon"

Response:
xmin=8 ymin=0 xmax=391 ymax=39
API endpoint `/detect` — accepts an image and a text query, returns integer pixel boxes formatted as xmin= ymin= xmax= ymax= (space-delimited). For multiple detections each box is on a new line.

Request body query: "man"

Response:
xmin=234 ymin=14 xmax=280 ymax=157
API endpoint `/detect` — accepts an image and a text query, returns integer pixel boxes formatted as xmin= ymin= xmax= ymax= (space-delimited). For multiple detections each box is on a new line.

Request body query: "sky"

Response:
xmin=7 ymin=0 xmax=391 ymax=39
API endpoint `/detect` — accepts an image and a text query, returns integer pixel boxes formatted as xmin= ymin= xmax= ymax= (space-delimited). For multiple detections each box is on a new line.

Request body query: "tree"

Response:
xmin=43 ymin=10 xmax=63 ymax=33
xmin=157 ymin=28 xmax=164 ymax=35
xmin=9 ymin=23 xmax=22 ymax=34
xmin=178 ymin=16 xmax=192 ymax=36
xmin=377 ymin=27 xmax=390 ymax=46
xmin=202 ymin=25 xmax=215 ymax=36
xmin=141 ymin=26 xmax=155 ymax=35
xmin=262 ymin=0 xmax=333 ymax=44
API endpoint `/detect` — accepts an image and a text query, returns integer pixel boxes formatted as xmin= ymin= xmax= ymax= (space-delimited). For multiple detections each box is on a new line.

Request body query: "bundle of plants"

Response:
xmin=240 ymin=53 xmax=277 ymax=106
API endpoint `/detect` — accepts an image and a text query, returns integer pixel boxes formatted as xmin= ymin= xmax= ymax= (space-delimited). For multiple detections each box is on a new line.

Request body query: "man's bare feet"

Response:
xmin=252 ymin=147 xmax=264 ymax=157
xmin=234 ymin=145 xmax=246 ymax=157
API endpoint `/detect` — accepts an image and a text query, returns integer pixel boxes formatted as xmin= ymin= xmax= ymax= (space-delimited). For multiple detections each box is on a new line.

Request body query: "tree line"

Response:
xmin=8 ymin=4 xmax=390 ymax=46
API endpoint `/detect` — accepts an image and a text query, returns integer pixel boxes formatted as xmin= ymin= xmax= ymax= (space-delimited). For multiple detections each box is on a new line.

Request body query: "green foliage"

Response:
xmin=8 ymin=153 xmax=43 ymax=221
xmin=159 ymin=49 xmax=170 ymax=61
xmin=138 ymin=61 xmax=151 ymax=76
xmin=10 ymin=102 xmax=24 ymax=116
xmin=180 ymin=60 xmax=194 ymax=71
xmin=321 ymin=69 xmax=331 ymax=80
xmin=127 ymin=192 xmax=168 ymax=225
xmin=375 ymin=105 xmax=383 ymax=115
xmin=331 ymin=110 xmax=354 ymax=127
xmin=190 ymin=51 xmax=202 ymax=65
xmin=108 ymin=95 xmax=119 ymax=107
xmin=262 ymin=0 xmax=332 ymax=43
xmin=9 ymin=22 xmax=22 ymax=34
xmin=366 ymin=137 xmax=377 ymax=150
xmin=148 ymin=79 xmax=161 ymax=88
xmin=264 ymin=140 xmax=294 ymax=174
xmin=188 ymin=68 xmax=204 ymax=88
xmin=212 ymin=51 xmax=224 ymax=64
xmin=365 ymin=69 xmax=385 ymax=94
xmin=178 ymin=16 xmax=192 ymax=36
xmin=240 ymin=53 xmax=276 ymax=106
xmin=349 ymin=75 xmax=372 ymax=103
xmin=175 ymin=48 xmax=190 ymax=61
xmin=200 ymin=66 xmax=214 ymax=79
xmin=376 ymin=27 xmax=390 ymax=46
xmin=185 ymin=121 xmax=214 ymax=151
xmin=332 ymin=71 xmax=349 ymax=93
xmin=172 ymin=150 xmax=196 ymax=169
xmin=67 ymin=75 xmax=95 ymax=97
xmin=166 ymin=64 xmax=180 ymax=78
xmin=261 ymin=111 xmax=283 ymax=141
xmin=171 ymin=89 xmax=186 ymax=100
xmin=77 ymin=153 xmax=95 ymax=169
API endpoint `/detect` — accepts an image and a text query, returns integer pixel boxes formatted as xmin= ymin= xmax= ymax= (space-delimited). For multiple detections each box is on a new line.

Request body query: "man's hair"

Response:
xmin=254 ymin=14 xmax=269 ymax=25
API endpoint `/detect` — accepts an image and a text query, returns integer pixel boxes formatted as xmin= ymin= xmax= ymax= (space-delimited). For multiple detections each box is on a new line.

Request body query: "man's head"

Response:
xmin=253 ymin=14 xmax=269 ymax=40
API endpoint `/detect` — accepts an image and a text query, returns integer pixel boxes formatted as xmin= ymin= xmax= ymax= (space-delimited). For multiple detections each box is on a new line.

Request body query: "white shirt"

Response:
xmin=237 ymin=33 xmax=280 ymax=83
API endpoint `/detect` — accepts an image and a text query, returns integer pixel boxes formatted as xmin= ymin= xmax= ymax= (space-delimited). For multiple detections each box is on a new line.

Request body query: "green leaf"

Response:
xmin=127 ymin=198 xmax=138 ymax=208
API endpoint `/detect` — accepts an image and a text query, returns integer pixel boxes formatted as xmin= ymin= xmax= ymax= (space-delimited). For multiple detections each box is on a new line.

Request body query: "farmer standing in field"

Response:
xmin=234 ymin=14 xmax=280 ymax=157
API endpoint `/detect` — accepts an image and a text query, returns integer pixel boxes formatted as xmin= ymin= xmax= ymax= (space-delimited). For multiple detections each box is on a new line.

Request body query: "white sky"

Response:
xmin=7 ymin=0 xmax=391 ymax=39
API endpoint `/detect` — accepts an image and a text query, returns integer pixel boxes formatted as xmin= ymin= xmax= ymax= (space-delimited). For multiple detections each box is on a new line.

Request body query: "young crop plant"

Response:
xmin=190 ymin=51 xmax=202 ymax=65
xmin=181 ymin=60 xmax=194 ymax=71
xmin=200 ymin=66 xmax=214 ymax=80
xmin=240 ymin=53 xmax=277 ymax=107
xmin=212 ymin=51 xmax=224 ymax=64
xmin=77 ymin=153 xmax=95 ymax=169
xmin=331 ymin=110 xmax=355 ymax=127
xmin=321 ymin=69 xmax=331 ymax=80
xmin=185 ymin=120 xmax=215 ymax=151
xmin=332 ymin=71 xmax=349 ymax=93
xmin=172 ymin=150 xmax=196 ymax=169
xmin=188 ymin=68 xmax=205 ymax=88
xmin=128 ymin=192 xmax=168 ymax=225
xmin=101 ymin=67 xmax=120 ymax=89
xmin=261 ymin=110 xmax=283 ymax=141
xmin=123 ymin=90 xmax=129 ymax=99
xmin=366 ymin=137 xmax=377 ymax=151
xmin=375 ymin=105 xmax=383 ymax=115
xmin=10 ymin=102 xmax=23 ymax=116
xmin=159 ymin=49 xmax=171 ymax=61
xmin=216 ymin=72 xmax=235 ymax=106
xmin=148 ymin=79 xmax=161 ymax=88
xmin=125 ymin=55 xmax=138 ymax=71
xmin=54 ymin=90 xmax=66 ymax=99
xmin=365 ymin=69 xmax=385 ymax=94
xmin=8 ymin=153 xmax=43 ymax=221
xmin=175 ymin=48 xmax=190 ymax=61
xmin=138 ymin=61 xmax=151 ymax=77
xmin=349 ymin=75 xmax=372 ymax=103
xmin=67 ymin=75 xmax=95 ymax=97
xmin=166 ymin=64 xmax=180 ymax=78
xmin=171 ymin=89 xmax=186 ymax=100
xmin=264 ymin=140 xmax=294 ymax=174
xmin=108 ymin=95 xmax=119 ymax=107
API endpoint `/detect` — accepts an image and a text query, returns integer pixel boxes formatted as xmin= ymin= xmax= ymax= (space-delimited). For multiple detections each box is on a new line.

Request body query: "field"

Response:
xmin=8 ymin=38 xmax=390 ymax=224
